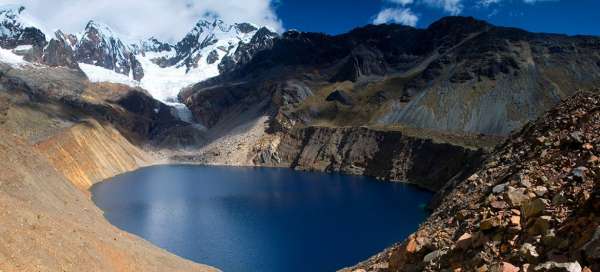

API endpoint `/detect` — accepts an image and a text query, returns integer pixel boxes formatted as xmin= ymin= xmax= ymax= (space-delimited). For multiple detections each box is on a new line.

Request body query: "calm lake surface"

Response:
xmin=91 ymin=165 xmax=432 ymax=272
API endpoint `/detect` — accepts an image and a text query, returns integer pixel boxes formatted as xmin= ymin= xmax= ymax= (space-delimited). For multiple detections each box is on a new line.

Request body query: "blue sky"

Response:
xmin=6 ymin=0 xmax=599 ymax=41
xmin=275 ymin=0 xmax=600 ymax=36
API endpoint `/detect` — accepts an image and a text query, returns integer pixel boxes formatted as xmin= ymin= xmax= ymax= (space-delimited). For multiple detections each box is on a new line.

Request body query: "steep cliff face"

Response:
xmin=344 ymin=91 xmax=599 ymax=272
xmin=255 ymin=126 xmax=485 ymax=191
xmin=34 ymin=119 xmax=152 ymax=191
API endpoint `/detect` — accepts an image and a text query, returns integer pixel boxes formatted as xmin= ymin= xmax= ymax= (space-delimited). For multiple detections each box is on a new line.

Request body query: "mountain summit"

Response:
xmin=0 ymin=5 xmax=279 ymax=103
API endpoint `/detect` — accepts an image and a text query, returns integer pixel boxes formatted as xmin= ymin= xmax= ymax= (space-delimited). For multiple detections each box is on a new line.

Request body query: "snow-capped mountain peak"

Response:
xmin=0 ymin=8 xmax=279 ymax=108
xmin=0 ymin=5 xmax=46 ymax=49
xmin=75 ymin=20 xmax=143 ymax=80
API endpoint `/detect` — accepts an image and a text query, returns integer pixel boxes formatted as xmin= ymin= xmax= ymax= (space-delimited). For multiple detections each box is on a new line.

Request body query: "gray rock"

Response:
xmin=533 ymin=186 xmax=548 ymax=197
xmin=572 ymin=167 xmax=588 ymax=179
xmin=423 ymin=249 xmax=447 ymax=263
xmin=534 ymin=261 xmax=581 ymax=272
xmin=582 ymin=226 xmax=600 ymax=261
xmin=492 ymin=182 xmax=508 ymax=194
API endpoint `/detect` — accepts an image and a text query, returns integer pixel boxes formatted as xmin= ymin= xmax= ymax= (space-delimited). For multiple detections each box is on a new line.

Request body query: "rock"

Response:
xmin=582 ymin=226 xmax=600 ymax=261
xmin=510 ymin=215 xmax=521 ymax=226
xmin=542 ymin=229 xmax=559 ymax=247
xmin=481 ymin=217 xmax=501 ymax=230
xmin=534 ymin=261 xmax=582 ymax=272
xmin=528 ymin=216 xmax=552 ymax=236
xmin=468 ymin=173 xmax=480 ymax=182
xmin=423 ymin=249 xmax=447 ymax=263
xmin=533 ymin=186 xmax=548 ymax=197
xmin=519 ymin=243 xmax=539 ymax=261
xmin=522 ymin=198 xmax=547 ymax=218
xmin=519 ymin=174 xmax=532 ymax=187
xmin=500 ymin=262 xmax=520 ymax=272
xmin=325 ymin=90 xmax=354 ymax=106
xmin=352 ymin=269 xmax=366 ymax=272
xmin=572 ymin=167 xmax=588 ymax=179
xmin=507 ymin=186 xmax=530 ymax=207
xmin=456 ymin=232 xmax=473 ymax=249
xmin=552 ymin=192 xmax=567 ymax=205
xmin=491 ymin=201 xmax=508 ymax=209
xmin=493 ymin=182 xmax=509 ymax=194
xmin=570 ymin=132 xmax=584 ymax=143
xmin=41 ymin=33 xmax=80 ymax=70
xmin=405 ymin=237 xmax=418 ymax=254
xmin=582 ymin=143 xmax=593 ymax=150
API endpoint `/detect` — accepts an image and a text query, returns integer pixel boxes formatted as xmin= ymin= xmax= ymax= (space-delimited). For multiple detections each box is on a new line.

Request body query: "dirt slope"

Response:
xmin=0 ymin=130 xmax=217 ymax=272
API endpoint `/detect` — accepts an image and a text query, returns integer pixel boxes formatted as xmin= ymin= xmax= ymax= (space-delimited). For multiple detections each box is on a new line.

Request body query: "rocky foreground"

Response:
xmin=344 ymin=91 xmax=599 ymax=271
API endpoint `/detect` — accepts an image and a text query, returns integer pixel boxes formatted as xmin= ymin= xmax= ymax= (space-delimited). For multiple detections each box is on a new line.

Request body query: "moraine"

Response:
xmin=92 ymin=165 xmax=432 ymax=272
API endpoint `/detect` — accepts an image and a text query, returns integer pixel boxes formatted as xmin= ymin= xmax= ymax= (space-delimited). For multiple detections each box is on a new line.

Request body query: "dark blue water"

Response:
xmin=91 ymin=165 xmax=432 ymax=272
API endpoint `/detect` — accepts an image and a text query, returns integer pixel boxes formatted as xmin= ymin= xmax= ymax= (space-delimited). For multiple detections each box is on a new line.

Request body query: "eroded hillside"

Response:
xmin=0 ymin=62 xmax=217 ymax=270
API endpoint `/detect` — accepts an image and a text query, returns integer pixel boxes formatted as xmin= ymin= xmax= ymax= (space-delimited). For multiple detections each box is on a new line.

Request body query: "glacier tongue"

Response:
xmin=136 ymin=52 xmax=219 ymax=102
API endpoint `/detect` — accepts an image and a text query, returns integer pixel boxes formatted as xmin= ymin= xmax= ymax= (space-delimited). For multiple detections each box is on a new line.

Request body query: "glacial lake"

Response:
xmin=92 ymin=165 xmax=432 ymax=272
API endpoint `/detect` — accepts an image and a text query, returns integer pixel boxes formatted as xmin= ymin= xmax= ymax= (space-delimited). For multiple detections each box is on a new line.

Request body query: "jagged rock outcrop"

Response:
xmin=343 ymin=91 xmax=600 ymax=272
xmin=329 ymin=44 xmax=387 ymax=82
xmin=256 ymin=126 xmax=484 ymax=191
xmin=41 ymin=31 xmax=80 ymax=69
xmin=74 ymin=21 xmax=144 ymax=80
xmin=0 ymin=6 xmax=46 ymax=49
xmin=219 ymin=26 xmax=278 ymax=73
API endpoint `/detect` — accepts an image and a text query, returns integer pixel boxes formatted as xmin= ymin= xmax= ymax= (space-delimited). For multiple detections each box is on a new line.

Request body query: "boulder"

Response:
xmin=522 ymin=198 xmax=548 ymax=218
xmin=506 ymin=186 xmax=530 ymax=206
xmin=493 ymin=182 xmax=509 ymax=194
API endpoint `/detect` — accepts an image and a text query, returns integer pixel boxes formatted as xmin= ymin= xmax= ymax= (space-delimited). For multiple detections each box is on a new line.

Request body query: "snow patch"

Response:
xmin=13 ymin=44 xmax=32 ymax=51
xmin=78 ymin=63 xmax=139 ymax=87
xmin=137 ymin=54 xmax=218 ymax=102
xmin=0 ymin=47 xmax=29 ymax=67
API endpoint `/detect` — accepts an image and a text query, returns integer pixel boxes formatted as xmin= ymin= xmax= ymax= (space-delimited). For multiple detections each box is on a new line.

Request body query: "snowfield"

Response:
xmin=0 ymin=47 xmax=29 ymax=67
xmin=137 ymin=53 xmax=218 ymax=102
xmin=79 ymin=63 xmax=140 ymax=87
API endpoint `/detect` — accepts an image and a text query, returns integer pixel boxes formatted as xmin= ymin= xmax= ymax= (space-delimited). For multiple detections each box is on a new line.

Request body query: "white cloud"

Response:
xmin=0 ymin=0 xmax=283 ymax=42
xmin=373 ymin=8 xmax=419 ymax=27
xmin=422 ymin=0 xmax=464 ymax=15
xmin=478 ymin=0 xmax=558 ymax=6
xmin=386 ymin=0 xmax=415 ymax=6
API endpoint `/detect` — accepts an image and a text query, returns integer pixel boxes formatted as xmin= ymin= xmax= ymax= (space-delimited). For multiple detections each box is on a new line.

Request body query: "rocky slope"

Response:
xmin=343 ymin=91 xmax=599 ymax=272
